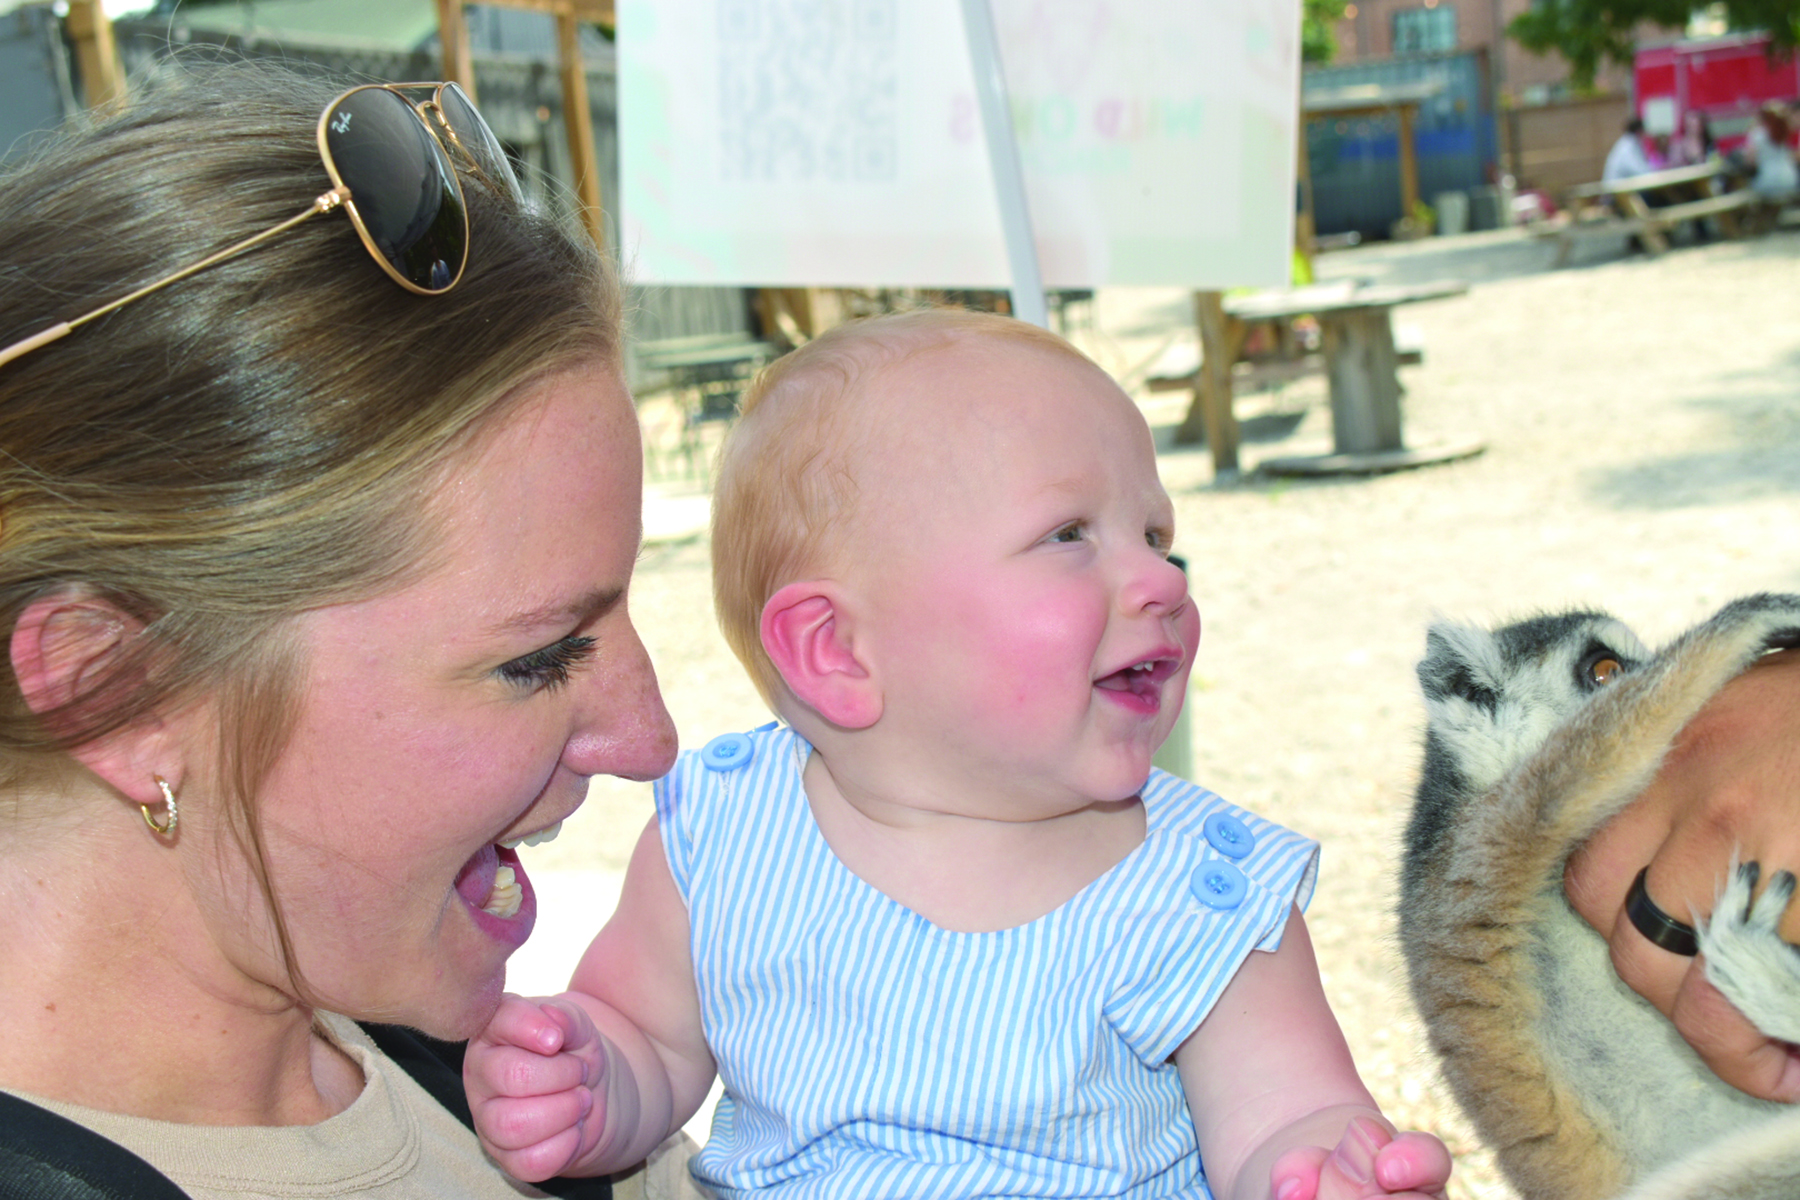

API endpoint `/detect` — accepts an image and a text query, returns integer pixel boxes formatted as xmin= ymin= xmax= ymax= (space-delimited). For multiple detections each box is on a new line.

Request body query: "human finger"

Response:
xmin=1312 ymin=1116 xmax=1393 ymax=1200
xmin=1372 ymin=1132 xmax=1452 ymax=1197
xmin=473 ymin=1041 xmax=592 ymax=1101
xmin=479 ymin=993 xmax=570 ymax=1056
xmin=476 ymin=1086 xmax=594 ymax=1151
xmin=1268 ymin=1144 xmax=1326 ymax=1200
xmin=1672 ymin=959 xmax=1800 ymax=1102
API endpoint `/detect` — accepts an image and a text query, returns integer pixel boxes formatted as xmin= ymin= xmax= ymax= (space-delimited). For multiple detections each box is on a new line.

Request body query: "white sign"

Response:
xmin=618 ymin=0 xmax=1300 ymax=288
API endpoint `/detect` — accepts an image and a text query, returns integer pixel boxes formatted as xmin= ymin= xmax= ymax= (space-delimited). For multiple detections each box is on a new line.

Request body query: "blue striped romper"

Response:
xmin=656 ymin=724 xmax=1319 ymax=1199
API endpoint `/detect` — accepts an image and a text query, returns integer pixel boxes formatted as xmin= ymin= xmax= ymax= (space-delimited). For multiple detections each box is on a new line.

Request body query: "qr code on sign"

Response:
xmin=717 ymin=0 xmax=898 ymax=183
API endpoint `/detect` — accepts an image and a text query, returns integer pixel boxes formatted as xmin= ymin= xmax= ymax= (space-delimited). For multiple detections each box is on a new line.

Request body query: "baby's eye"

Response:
xmin=1048 ymin=522 xmax=1086 ymax=544
xmin=1146 ymin=526 xmax=1174 ymax=554
xmin=498 ymin=635 xmax=597 ymax=693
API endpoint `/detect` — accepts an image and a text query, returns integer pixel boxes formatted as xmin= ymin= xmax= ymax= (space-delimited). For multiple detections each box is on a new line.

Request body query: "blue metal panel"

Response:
xmin=1303 ymin=51 xmax=1499 ymax=240
xmin=0 ymin=6 xmax=78 ymax=166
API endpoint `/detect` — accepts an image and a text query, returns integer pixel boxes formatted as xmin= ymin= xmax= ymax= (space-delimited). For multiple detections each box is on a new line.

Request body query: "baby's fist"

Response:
xmin=1272 ymin=1116 xmax=1451 ymax=1200
xmin=464 ymin=994 xmax=606 ymax=1182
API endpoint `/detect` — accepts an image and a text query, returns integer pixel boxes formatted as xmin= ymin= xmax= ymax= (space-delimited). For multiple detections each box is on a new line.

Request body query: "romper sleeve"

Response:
xmin=1102 ymin=772 xmax=1320 ymax=1066
xmin=653 ymin=749 xmax=705 ymax=903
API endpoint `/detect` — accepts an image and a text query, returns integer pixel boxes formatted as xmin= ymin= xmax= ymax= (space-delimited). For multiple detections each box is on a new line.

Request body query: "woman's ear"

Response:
xmin=761 ymin=581 xmax=881 ymax=730
xmin=10 ymin=591 xmax=172 ymax=801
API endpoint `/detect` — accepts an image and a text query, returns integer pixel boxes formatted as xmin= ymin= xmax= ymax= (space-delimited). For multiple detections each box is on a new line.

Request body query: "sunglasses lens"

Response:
xmin=438 ymin=82 xmax=524 ymax=202
xmin=322 ymin=88 xmax=467 ymax=292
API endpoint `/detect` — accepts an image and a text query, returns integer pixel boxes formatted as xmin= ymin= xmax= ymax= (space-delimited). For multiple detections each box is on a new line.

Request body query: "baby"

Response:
xmin=465 ymin=310 xmax=1451 ymax=1200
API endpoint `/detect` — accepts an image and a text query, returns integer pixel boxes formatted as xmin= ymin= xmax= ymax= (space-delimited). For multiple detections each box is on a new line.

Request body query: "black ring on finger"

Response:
xmin=1625 ymin=867 xmax=1700 ymax=957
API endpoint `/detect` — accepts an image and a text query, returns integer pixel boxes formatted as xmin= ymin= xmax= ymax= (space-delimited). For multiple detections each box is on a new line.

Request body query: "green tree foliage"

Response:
xmin=1509 ymin=0 xmax=1800 ymax=89
xmin=1303 ymin=0 xmax=1350 ymax=63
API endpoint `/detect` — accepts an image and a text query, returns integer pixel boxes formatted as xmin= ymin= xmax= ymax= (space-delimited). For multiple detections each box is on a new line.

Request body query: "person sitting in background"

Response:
xmin=1603 ymin=117 xmax=1657 ymax=183
xmin=1667 ymin=110 xmax=1715 ymax=168
xmin=1742 ymin=102 xmax=1798 ymax=202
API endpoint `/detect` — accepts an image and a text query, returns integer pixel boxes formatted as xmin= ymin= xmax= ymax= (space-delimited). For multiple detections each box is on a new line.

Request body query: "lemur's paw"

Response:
xmin=1699 ymin=862 xmax=1800 ymax=1044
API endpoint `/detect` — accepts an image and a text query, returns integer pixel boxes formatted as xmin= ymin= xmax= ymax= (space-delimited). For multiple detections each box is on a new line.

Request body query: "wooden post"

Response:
xmin=555 ymin=5 xmax=607 ymax=251
xmin=1294 ymin=105 xmax=1316 ymax=280
xmin=1397 ymin=103 xmax=1420 ymax=227
xmin=63 ymin=0 xmax=124 ymax=109
xmin=436 ymin=0 xmax=476 ymax=96
xmin=1176 ymin=291 xmax=1243 ymax=477
xmin=1321 ymin=309 xmax=1403 ymax=454
xmin=436 ymin=0 xmax=612 ymax=250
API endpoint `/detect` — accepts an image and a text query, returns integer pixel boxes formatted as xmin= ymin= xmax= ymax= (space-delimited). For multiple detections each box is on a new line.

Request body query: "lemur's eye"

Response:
xmin=1580 ymin=652 xmax=1625 ymax=688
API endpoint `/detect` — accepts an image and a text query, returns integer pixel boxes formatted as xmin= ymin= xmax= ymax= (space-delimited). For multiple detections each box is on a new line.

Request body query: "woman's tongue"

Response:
xmin=454 ymin=842 xmax=523 ymax=918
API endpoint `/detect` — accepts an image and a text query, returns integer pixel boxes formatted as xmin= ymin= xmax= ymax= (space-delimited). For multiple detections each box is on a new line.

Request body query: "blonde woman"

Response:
xmin=0 ymin=63 xmax=688 ymax=1199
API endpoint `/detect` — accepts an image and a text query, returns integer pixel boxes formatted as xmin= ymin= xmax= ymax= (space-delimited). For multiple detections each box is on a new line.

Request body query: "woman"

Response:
xmin=0 ymin=62 xmax=685 ymax=1198
xmin=1742 ymin=102 xmax=1798 ymax=201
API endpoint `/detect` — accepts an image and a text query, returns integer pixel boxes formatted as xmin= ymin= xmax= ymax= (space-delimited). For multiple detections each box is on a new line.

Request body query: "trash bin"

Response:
xmin=1434 ymin=190 xmax=1470 ymax=236
xmin=1469 ymin=184 xmax=1507 ymax=231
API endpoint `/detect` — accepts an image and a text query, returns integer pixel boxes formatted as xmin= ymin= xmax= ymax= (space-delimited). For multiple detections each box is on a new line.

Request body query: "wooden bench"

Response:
xmin=1536 ymin=159 xmax=1754 ymax=265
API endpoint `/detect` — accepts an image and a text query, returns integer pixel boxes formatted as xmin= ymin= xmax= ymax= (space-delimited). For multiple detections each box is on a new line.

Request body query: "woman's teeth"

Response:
xmin=499 ymin=819 xmax=563 ymax=851
xmin=482 ymin=864 xmax=522 ymax=918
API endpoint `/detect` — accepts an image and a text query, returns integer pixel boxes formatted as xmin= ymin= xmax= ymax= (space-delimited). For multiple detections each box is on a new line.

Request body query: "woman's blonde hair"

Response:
xmin=0 ymin=61 xmax=622 ymax=980
xmin=712 ymin=308 xmax=1090 ymax=708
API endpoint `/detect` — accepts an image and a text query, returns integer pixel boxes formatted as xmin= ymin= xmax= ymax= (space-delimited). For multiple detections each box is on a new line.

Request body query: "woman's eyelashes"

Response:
xmin=498 ymin=635 xmax=597 ymax=692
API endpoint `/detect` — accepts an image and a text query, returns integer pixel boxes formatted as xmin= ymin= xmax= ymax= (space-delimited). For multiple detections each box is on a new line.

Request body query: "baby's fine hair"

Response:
xmin=712 ymin=307 xmax=1093 ymax=708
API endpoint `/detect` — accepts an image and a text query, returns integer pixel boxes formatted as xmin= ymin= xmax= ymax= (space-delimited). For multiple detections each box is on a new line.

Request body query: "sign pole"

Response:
xmin=958 ymin=0 xmax=1047 ymax=328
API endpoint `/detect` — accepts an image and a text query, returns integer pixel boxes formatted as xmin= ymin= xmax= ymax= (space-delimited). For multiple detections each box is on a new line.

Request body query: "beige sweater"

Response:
xmin=9 ymin=1011 xmax=701 ymax=1200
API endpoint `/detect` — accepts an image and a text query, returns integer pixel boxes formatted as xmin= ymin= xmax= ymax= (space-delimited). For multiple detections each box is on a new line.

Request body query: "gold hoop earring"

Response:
xmin=142 ymin=775 xmax=178 ymax=838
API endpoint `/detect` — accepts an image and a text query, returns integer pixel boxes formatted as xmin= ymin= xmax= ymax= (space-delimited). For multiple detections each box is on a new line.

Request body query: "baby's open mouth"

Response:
xmin=1095 ymin=656 xmax=1179 ymax=699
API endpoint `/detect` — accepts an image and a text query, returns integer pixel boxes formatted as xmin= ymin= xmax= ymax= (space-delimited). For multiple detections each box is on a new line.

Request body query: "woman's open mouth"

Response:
xmin=453 ymin=820 xmax=562 ymax=942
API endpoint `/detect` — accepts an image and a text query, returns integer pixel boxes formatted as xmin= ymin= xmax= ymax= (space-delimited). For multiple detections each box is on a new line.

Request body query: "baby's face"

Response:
xmin=844 ymin=336 xmax=1200 ymax=817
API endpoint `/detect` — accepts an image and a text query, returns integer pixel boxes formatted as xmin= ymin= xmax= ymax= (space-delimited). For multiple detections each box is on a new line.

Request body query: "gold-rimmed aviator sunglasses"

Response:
xmin=0 ymin=81 xmax=523 ymax=371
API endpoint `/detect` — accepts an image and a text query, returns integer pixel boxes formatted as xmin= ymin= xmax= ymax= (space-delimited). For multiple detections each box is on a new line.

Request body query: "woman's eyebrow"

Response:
xmin=485 ymin=586 xmax=622 ymax=636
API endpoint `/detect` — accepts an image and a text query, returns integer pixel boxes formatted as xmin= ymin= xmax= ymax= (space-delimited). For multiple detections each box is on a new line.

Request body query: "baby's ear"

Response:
xmin=760 ymin=581 xmax=881 ymax=730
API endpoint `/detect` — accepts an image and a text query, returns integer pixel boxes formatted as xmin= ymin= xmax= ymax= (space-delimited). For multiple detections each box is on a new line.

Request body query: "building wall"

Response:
xmin=1331 ymin=0 xmax=1633 ymax=103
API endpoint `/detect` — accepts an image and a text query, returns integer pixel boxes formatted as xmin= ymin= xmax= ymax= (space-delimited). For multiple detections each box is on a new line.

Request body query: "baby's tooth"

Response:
xmin=499 ymin=836 xmax=524 ymax=849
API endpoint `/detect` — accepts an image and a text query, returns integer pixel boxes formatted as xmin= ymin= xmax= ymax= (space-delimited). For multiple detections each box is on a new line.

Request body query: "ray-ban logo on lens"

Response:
xmin=331 ymin=111 xmax=353 ymax=134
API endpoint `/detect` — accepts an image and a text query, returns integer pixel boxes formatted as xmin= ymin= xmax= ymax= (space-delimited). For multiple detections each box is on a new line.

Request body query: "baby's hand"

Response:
xmin=1269 ymin=1116 xmax=1451 ymax=1200
xmin=464 ymin=993 xmax=607 ymax=1182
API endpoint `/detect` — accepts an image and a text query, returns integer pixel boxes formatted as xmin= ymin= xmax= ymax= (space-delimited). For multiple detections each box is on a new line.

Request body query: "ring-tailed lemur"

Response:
xmin=1400 ymin=594 xmax=1800 ymax=1200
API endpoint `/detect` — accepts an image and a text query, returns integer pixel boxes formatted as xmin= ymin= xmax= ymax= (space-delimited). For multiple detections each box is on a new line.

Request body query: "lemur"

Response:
xmin=1400 ymin=593 xmax=1800 ymax=1200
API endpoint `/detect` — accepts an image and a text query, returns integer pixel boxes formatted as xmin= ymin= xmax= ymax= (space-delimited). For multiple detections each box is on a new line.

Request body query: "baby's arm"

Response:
xmin=1178 ymin=907 xmax=1451 ymax=1200
xmin=465 ymin=818 xmax=715 ymax=1182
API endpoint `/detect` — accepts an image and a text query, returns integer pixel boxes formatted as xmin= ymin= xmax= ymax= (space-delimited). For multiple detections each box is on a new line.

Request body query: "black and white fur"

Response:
xmin=1400 ymin=594 xmax=1800 ymax=1200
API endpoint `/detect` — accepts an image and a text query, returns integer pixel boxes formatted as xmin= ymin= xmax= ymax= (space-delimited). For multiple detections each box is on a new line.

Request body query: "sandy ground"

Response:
xmin=512 ymin=223 xmax=1800 ymax=1198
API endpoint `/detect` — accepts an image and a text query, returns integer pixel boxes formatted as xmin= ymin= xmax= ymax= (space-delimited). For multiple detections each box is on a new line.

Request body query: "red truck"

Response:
xmin=1635 ymin=32 xmax=1799 ymax=153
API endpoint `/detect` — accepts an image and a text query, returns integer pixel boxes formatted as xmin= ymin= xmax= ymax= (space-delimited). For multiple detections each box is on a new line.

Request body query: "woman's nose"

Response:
xmin=564 ymin=624 xmax=678 ymax=782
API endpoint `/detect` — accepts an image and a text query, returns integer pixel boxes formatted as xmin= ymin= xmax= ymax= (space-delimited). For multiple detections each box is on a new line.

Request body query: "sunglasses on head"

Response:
xmin=0 ymin=81 xmax=522 ymax=370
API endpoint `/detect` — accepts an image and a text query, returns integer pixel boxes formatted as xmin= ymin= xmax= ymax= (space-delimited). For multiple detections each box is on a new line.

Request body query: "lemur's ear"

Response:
xmin=761 ymin=581 xmax=881 ymax=730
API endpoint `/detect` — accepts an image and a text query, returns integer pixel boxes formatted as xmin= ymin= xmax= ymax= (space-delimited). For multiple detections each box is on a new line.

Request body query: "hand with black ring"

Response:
xmin=1563 ymin=647 xmax=1800 ymax=1102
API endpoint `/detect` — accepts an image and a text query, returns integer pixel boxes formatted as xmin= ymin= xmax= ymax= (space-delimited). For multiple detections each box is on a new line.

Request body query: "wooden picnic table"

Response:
xmin=1542 ymin=158 xmax=1752 ymax=265
xmin=633 ymin=333 xmax=775 ymax=477
xmin=1190 ymin=279 xmax=1482 ymax=477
